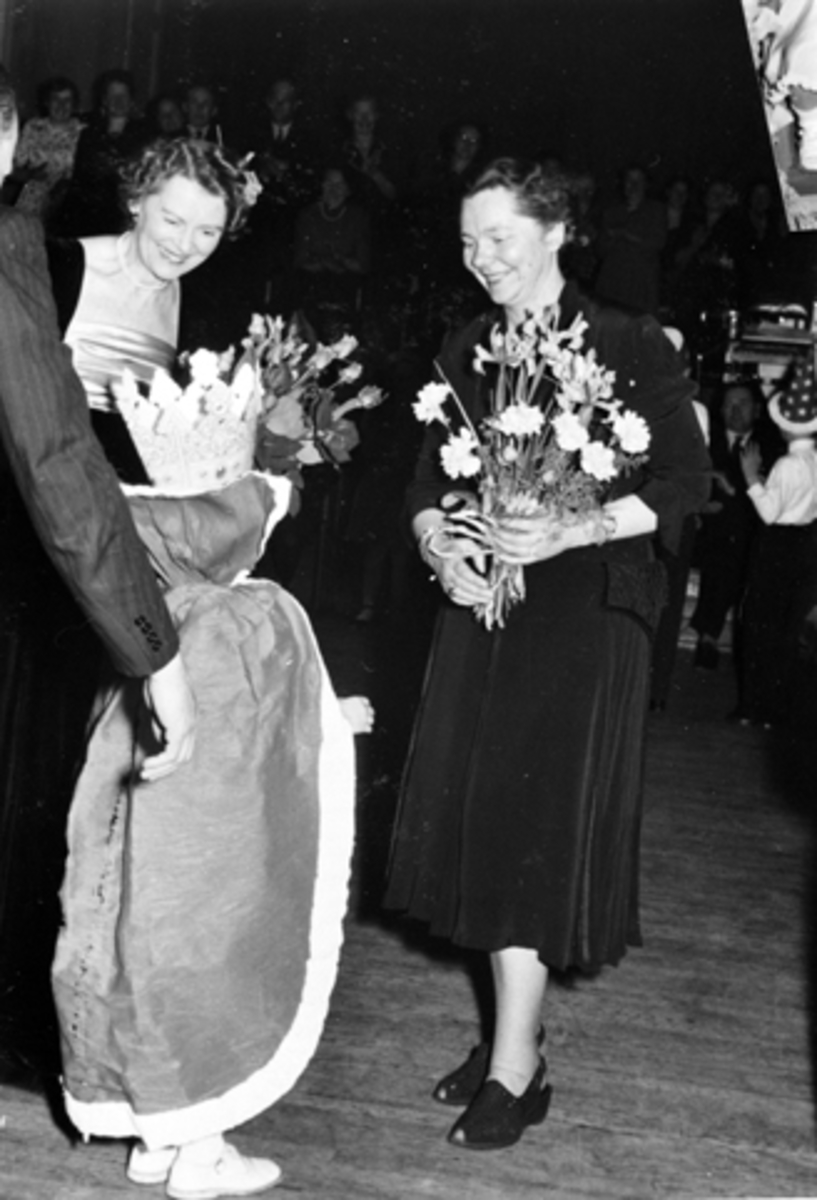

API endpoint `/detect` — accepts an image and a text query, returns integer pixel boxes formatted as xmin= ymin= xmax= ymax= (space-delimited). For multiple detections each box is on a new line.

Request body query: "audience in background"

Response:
xmin=595 ymin=163 xmax=667 ymax=315
xmin=689 ymin=379 xmax=780 ymax=674
xmin=145 ymin=91 xmax=185 ymax=138
xmin=250 ymin=77 xmax=319 ymax=308
xmin=3 ymin=58 xmax=812 ymax=699
xmin=6 ymin=75 xmax=83 ymax=226
xmin=737 ymin=361 xmax=817 ymax=729
xmin=182 ymin=81 xmax=224 ymax=146
xmin=293 ymin=162 xmax=371 ymax=338
xmin=56 ymin=68 xmax=148 ymax=235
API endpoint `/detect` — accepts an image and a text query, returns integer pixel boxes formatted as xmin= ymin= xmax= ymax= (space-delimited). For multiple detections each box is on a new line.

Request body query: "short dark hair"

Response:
xmin=37 ymin=75 xmax=79 ymax=115
xmin=464 ymin=157 xmax=573 ymax=230
xmin=121 ymin=137 xmax=257 ymax=235
xmin=92 ymin=68 xmax=135 ymax=110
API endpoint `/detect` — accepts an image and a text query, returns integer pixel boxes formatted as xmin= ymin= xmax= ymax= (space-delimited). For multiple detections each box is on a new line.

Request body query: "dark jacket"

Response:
xmin=408 ymin=280 xmax=711 ymax=631
xmin=0 ymin=206 xmax=177 ymax=675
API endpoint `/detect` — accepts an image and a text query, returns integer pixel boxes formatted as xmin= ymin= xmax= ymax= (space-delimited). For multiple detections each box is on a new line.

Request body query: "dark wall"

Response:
xmin=10 ymin=0 xmax=774 ymax=199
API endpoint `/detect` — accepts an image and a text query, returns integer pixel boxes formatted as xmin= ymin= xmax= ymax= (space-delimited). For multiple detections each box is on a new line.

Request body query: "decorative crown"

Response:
xmin=114 ymin=349 xmax=262 ymax=496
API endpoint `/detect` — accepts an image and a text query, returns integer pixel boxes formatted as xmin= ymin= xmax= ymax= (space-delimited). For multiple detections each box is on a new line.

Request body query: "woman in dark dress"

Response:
xmin=384 ymin=159 xmax=710 ymax=1151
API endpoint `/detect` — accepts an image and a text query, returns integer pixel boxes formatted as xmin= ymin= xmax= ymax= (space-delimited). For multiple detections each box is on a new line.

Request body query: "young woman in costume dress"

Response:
xmin=0 ymin=140 xmax=241 ymax=1071
xmin=384 ymin=158 xmax=710 ymax=1151
xmin=46 ymin=139 xmax=370 ymax=1197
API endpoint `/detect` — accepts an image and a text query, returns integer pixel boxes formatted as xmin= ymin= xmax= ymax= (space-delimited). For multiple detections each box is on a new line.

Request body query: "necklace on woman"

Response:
xmin=116 ymin=233 xmax=171 ymax=291
xmin=319 ymin=202 xmax=346 ymax=223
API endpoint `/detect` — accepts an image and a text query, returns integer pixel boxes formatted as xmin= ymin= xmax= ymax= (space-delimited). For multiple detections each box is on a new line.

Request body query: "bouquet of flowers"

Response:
xmin=414 ymin=309 xmax=651 ymax=629
xmin=246 ymin=313 xmax=385 ymax=508
xmin=115 ymin=314 xmax=384 ymax=505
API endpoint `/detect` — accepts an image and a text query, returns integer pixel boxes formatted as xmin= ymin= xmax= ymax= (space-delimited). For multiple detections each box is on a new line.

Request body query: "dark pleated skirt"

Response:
xmin=384 ymin=551 xmax=650 ymax=973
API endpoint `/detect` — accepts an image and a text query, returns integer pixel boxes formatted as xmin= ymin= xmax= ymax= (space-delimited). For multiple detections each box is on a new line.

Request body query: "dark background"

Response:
xmin=6 ymin=0 xmax=776 ymax=199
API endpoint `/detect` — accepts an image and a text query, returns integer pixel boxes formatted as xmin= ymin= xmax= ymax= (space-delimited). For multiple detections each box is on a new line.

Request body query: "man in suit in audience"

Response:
xmin=253 ymin=78 xmax=317 ymax=206
xmin=0 ymin=67 xmax=195 ymax=777
xmin=249 ymin=77 xmax=318 ymax=307
xmin=183 ymin=81 xmax=225 ymax=147
xmin=690 ymin=378 xmax=781 ymax=672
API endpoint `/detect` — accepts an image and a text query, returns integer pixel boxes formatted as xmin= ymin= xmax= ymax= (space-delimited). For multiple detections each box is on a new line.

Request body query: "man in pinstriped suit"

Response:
xmin=0 ymin=67 xmax=195 ymax=780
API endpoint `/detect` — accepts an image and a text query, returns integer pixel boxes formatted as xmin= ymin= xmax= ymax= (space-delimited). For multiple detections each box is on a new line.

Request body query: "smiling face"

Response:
xmin=130 ymin=174 xmax=227 ymax=284
xmin=460 ymin=186 xmax=564 ymax=322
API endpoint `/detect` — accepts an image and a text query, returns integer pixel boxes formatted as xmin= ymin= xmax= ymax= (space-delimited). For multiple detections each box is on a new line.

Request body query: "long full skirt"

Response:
xmin=52 ymin=579 xmax=355 ymax=1149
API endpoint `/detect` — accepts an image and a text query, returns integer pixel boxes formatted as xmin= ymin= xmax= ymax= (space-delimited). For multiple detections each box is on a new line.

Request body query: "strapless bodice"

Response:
xmin=64 ymin=320 xmax=175 ymax=414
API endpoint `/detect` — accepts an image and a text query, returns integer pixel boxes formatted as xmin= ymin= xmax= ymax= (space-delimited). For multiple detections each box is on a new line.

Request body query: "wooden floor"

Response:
xmin=2 ymin=623 xmax=817 ymax=1200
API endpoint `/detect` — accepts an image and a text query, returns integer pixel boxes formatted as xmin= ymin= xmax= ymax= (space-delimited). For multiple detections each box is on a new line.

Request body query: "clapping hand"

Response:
xmin=740 ymin=441 xmax=763 ymax=487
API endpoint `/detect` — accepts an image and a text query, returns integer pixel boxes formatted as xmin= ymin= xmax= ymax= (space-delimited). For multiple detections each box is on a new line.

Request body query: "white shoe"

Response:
xmin=166 ymin=1142 xmax=282 ymax=1200
xmin=127 ymin=1142 xmax=178 ymax=1185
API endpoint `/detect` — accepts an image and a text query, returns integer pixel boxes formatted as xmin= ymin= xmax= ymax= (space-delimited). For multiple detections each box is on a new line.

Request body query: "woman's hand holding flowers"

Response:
xmin=492 ymin=510 xmax=589 ymax=566
xmin=417 ymin=513 xmax=494 ymax=607
xmin=437 ymin=546 xmax=494 ymax=607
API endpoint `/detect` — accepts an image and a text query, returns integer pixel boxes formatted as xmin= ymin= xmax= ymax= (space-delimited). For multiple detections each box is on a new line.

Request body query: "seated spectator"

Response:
xmin=735 ymin=178 xmax=788 ymax=308
xmin=56 ymin=68 xmax=149 ymax=236
xmin=145 ymin=91 xmax=185 ymax=139
xmin=182 ymin=81 xmax=224 ymax=146
xmin=253 ymin=77 xmax=317 ymax=211
xmin=738 ymin=361 xmax=817 ymax=728
xmin=595 ymin=163 xmax=667 ymax=315
xmin=340 ymin=92 xmax=410 ymax=296
xmin=561 ymin=170 xmax=601 ymax=288
xmin=249 ymin=78 xmax=318 ymax=310
xmin=671 ymin=178 xmax=742 ymax=352
xmin=413 ymin=118 xmax=488 ymax=286
xmin=293 ymin=163 xmax=371 ymax=338
xmin=659 ymin=176 xmax=695 ymax=322
xmin=649 ymin=328 xmax=709 ymax=712
xmin=689 ymin=378 xmax=781 ymax=673
xmin=342 ymin=94 xmax=400 ymax=210
xmin=7 ymin=75 xmax=83 ymax=227
xmin=424 ymin=119 xmax=487 ymax=196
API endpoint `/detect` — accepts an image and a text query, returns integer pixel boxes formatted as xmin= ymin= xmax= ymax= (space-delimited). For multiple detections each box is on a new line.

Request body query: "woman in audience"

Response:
xmin=7 ymin=75 xmax=83 ymax=227
xmin=56 ymin=68 xmax=149 ymax=235
xmin=292 ymin=161 xmax=371 ymax=335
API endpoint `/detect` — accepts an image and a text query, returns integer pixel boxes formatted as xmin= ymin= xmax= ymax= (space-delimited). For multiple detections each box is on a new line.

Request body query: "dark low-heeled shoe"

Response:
xmin=433 ymin=1025 xmax=546 ymax=1107
xmin=446 ymin=1056 xmax=552 ymax=1151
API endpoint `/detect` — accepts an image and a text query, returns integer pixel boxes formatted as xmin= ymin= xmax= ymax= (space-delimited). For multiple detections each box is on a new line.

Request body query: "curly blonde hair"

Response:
xmin=121 ymin=137 xmax=258 ymax=236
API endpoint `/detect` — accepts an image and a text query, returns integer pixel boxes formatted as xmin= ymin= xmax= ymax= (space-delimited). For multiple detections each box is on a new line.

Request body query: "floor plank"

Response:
xmin=2 ymin=639 xmax=817 ymax=1199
